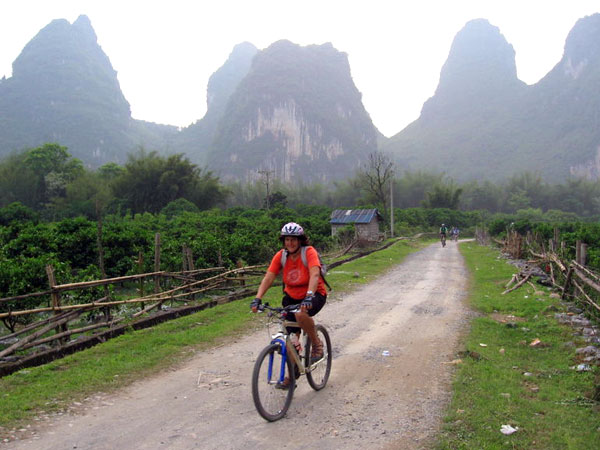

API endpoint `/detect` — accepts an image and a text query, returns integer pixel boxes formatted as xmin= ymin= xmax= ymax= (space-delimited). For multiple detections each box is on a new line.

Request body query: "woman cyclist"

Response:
xmin=250 ymin=222 xmax=327 ymax=388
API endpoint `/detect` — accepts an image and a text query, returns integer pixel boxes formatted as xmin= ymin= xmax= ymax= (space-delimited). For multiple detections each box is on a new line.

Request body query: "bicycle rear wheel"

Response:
xmin=251 ymin=343 xmax=295 ymax=421
xmin=305 ymin=325 xmax=332 ymax=391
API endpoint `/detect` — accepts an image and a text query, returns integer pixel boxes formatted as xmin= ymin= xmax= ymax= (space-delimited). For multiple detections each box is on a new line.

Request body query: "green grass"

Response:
xmin=437 ymin=243 xmax=600 ymax=449
xmin=0 ymin=238 xmax=426 ymax=433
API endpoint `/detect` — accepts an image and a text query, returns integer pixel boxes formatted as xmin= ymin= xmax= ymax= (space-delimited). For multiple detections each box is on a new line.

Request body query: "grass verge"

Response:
xmin=437 ymin=242 xmax=599 ymax=449
xmin=0 ymin=238 xmax=426 ymax=434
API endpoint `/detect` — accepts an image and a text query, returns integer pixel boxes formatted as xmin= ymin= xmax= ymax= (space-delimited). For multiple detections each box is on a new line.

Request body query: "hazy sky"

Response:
xmin=1 ymin=1 xmax=598 ymax=137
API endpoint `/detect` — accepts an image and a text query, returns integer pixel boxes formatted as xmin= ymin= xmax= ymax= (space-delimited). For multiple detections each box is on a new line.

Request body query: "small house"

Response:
xmin=330 ymin=209 xmax=383 ymax=242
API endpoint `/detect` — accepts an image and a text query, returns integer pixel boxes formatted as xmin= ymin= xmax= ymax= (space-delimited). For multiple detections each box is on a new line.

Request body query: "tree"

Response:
xmin=0 ymin=152 xmax=34 ymax=208
xmin=461 ymin=180 xmax=502 ymax=212
xmin=48 ymin=170 xmax=114 ymax=219
xmin=160 ymin=198 xmax=200 ymax=218
xmin=503 ymin=172 xmax=546 ymax=212
xmin=0 ymin=202 xmax=39 ymax=226
xmin=111 ymin=149 xmax=228 ymax=214
xmin=359 ymin=152 xmax=394 ymax=217
xmin=0 ymin=143 xmax=84 ymax=214
xmin=394 ymin=171 xmax=445 ymax=208
xmin=24 ymin=144 xmax=84 ymax=209
xmin=422 ymin=182 xmax=463 ymax=209
xmin=265 ymin=191 xmax=287 ymax=208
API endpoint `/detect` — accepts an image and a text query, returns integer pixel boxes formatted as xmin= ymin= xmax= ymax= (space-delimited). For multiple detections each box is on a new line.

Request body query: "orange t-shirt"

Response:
xmin=267 ymin=246 xmax=326 ymax=300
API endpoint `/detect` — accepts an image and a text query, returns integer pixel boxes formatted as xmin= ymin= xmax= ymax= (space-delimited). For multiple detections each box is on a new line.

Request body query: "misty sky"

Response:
xmin=1 ymin=1 xmax=598 ymax=137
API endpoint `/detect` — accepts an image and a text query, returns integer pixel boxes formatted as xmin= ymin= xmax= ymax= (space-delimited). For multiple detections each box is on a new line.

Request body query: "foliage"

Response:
xmin=0 ymin=202 xmax=39 ymax=226
xmin=0 ymin=144 xmax=84 ymax=217
xmin=0 ymin=206 xmax=335 ymax=315
xmin=110 ymin=149 xmax=228 ymax=214
xmin=394 ymin=207 xmax=484 ymax=234
xmin=422 ymin=181 xmax=463 ymax=209
xmin=160 ymin=198 xmax=200 ymax=218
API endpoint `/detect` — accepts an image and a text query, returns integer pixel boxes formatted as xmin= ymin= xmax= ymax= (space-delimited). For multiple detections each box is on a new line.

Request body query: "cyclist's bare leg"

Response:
xmin=295 ymin=310 xmax=321 ymax=350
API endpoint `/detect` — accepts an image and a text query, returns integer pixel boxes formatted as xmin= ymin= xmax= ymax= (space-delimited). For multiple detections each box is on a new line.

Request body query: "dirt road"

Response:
xmin=6 ymin=240 xmax=472 ymax=450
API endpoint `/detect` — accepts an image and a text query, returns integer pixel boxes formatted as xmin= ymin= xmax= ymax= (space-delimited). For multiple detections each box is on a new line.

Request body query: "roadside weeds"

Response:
xmin=437 ymin=243 xmax=599 ymax=449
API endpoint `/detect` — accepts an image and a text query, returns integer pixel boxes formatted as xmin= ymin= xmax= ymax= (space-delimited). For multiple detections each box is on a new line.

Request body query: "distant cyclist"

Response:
xmin=453 ymin=227 xmax=460 ymax=241
xmin=439 ymin=223 xmax=448 ymax=247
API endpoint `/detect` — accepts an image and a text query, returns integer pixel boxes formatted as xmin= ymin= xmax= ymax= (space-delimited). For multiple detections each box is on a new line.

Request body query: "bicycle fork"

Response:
xmin=268 ymin=338 xmax=288 ymax=384
xmin=268 ymin=336 xmax=308 ymax=383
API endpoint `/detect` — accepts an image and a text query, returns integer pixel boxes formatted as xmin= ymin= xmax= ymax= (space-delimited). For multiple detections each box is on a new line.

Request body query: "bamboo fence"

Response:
xmin=0 ymin=231 xmax=268 ymax=375
xmin=0 ymin=265 xmax=264 ymax=361
xmin=0 ymin=236 xmax=408 ymax=376
xmin=497 ymin=228 xmax=600 ymax=318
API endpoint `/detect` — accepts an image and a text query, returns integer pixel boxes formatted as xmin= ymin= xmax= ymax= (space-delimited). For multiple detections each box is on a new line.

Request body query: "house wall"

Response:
xmin=331 ymin=220 xmax=380 ymax=241
xmin=356 ymin=221 xmax=380 ymax=241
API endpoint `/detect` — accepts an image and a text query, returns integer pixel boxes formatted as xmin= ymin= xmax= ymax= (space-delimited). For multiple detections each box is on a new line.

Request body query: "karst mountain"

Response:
xmin=384 ymin=14 xmax=600 ymax=181
xmin=1 ymin=13 xmax=600 ymax=182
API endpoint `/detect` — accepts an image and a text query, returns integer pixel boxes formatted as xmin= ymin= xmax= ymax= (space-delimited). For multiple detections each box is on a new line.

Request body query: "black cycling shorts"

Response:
xmin=282 ymin=292 xmax=326 ymax=333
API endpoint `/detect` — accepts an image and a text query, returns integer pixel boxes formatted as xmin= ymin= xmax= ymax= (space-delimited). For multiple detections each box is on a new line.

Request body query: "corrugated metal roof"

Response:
xmin=330 ymin=209 xmax=382 ymax=224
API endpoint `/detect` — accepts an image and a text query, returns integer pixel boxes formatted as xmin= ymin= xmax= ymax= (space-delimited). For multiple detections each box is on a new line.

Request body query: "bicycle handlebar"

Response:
xmin=257 ymin=303 xmax=300 ymax=315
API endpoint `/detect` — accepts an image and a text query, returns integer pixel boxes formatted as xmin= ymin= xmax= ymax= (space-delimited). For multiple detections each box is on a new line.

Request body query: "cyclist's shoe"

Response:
xmin=275 ymin=377 xmax=296 ymax=390
xmin=310 ymin=339 xmax=324 ymax=365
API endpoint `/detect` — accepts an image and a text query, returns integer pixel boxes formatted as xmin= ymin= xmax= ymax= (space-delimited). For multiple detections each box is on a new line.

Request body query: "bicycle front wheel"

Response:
xmin=305 ymin=325 xmax=332 ymax=391
xmin=251 ymin=343 xmax=295 ymax=421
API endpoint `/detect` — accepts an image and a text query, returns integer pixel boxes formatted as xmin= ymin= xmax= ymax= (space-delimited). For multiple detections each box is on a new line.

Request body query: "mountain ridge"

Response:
xmin=385 ymin=13 xmax=600 ymax=182
xmin=1 ymin=13 xmax=600 ymax=183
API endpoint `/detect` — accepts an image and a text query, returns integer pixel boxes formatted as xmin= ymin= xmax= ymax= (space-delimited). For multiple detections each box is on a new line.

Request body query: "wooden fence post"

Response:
xmin=187 ymin=248 xmax=195 ymax=271
xmin=581 ymin=243 xmax=588 ymax=266
xmin=576 ymin=240 xmax=582 ymax=265
xmin=182 ymin=244 xmax=194 ymax=272
xmin=562 ymin=266 xmax=573 ymax=300
xmin=154 ymin=233 xmax=161 ymax=296
xmin=137 ymin=251 xmax=144 ymax=310
xmin=46 ymin=265 xmax=67 ymax=341
xmin=182 ymin=244 xmax=189 ymax=272
xmin=96 ymin=209 xmax=111 ymax=321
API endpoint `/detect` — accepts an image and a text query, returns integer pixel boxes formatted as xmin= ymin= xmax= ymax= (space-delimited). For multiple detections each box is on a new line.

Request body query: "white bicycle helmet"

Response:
xmin=280 ymin=222 xmax=304 ymax=237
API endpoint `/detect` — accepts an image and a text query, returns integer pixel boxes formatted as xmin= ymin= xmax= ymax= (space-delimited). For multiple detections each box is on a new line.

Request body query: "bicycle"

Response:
xmin=440 ymin=233 xmax=446 ymax=247
xmin=251 ymin=303 xmax=332 ymax=421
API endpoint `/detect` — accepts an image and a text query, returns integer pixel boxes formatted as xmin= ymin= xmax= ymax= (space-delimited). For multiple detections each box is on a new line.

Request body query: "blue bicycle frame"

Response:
xmin=268 ymin=336 xmax=288 ymax=384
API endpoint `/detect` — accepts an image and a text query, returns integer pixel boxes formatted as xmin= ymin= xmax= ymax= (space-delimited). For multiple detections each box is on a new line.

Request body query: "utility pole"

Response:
xmin=258 ymin=170 xmax=274 ymax=210
xmin=390 ymin=175 xmax=394 ymax=238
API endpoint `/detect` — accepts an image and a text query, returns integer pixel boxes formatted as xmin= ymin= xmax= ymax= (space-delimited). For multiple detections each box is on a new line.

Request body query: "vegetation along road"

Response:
xmin=6 ymin=241 xmax=470 ymax=449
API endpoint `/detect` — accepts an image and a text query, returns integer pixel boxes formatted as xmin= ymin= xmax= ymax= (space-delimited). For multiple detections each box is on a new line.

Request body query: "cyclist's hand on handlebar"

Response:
xmin=300 ymin=295 xmax=314 ymax=311
xmin=250 ymin=298 xmax=262 ymax=313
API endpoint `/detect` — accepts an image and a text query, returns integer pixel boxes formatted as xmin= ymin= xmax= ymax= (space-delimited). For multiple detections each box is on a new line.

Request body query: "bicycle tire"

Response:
xmin=305 ymin=324 xmax=332 ymax=391
xmin=251 ymin=343 xmax=295 ymax=421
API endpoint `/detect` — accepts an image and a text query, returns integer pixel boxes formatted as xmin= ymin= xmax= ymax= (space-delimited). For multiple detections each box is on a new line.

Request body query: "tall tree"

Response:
xmin=359 ymin=151 xmax=394 ymax=217
xmin=111 ymin=149 xmax=228 ymax=214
